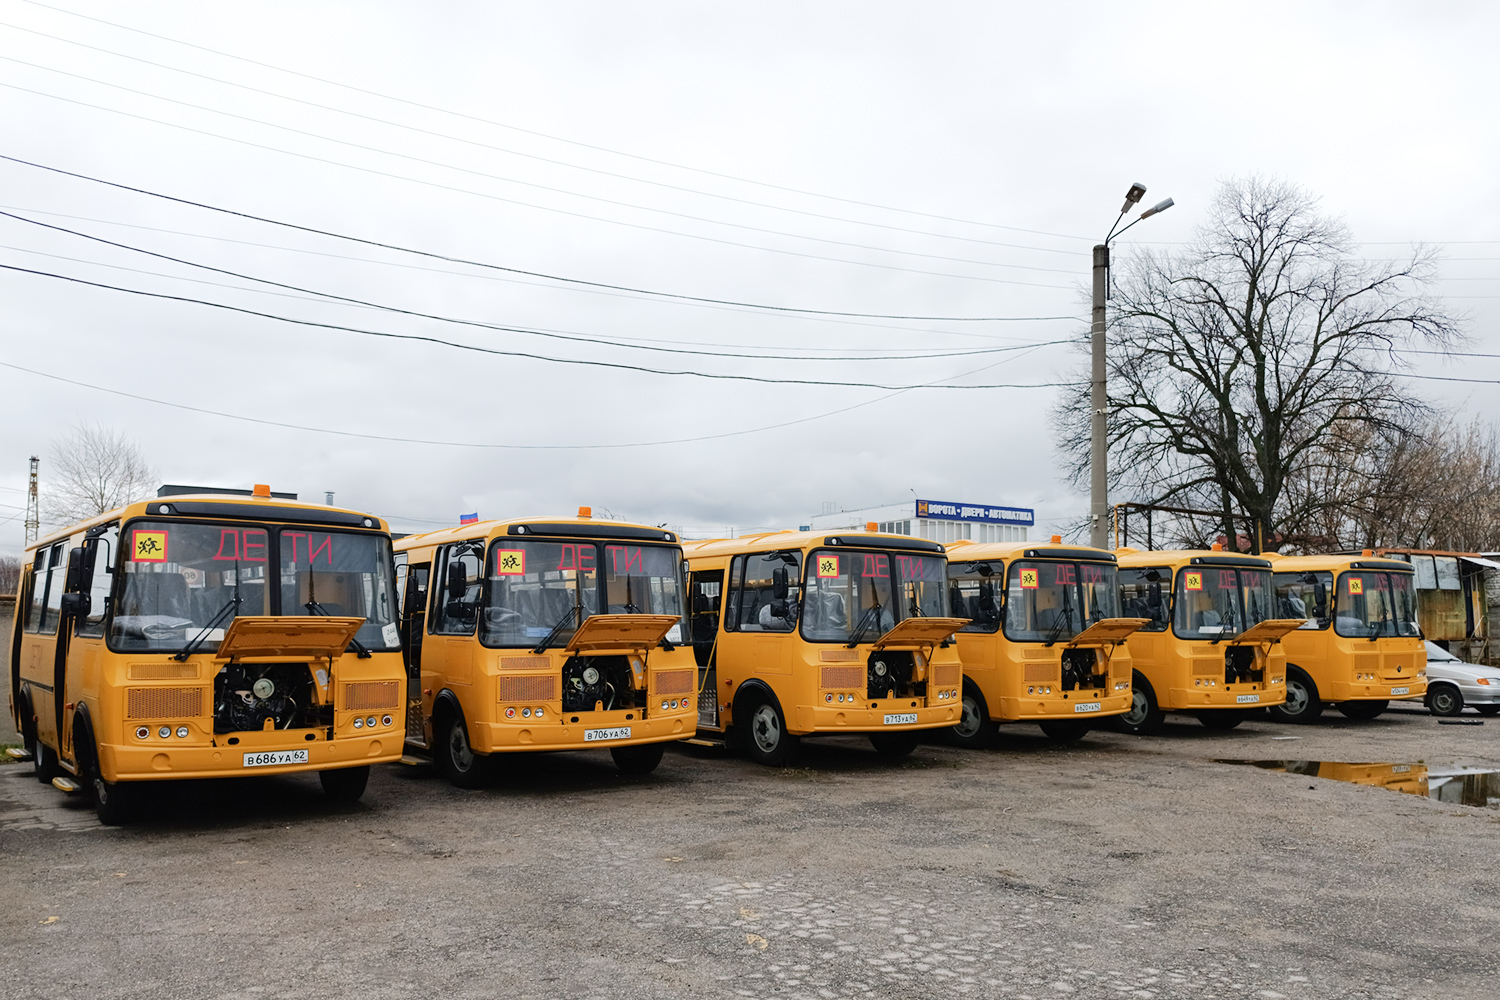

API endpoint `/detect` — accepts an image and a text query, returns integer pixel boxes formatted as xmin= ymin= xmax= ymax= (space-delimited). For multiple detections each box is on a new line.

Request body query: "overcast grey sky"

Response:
xmin=2 ymin=0 xmax=1496 ymax=555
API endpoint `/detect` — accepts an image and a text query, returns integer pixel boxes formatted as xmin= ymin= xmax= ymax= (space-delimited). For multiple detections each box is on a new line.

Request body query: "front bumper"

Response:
xmin=996 ymin=690 xmax=1131 ymax=720
xmin=1167 ymin=684 xmax=1286 ymax=710
xmin=101 ymin=733 xmax=400 ymax=782
xmin=1327 ymin=679 xmax=1427 ymax=702
xmin=791 ymin=702 xmax=958 ymax=734
xmin=475 ymin=708 xmax=695 ymax=752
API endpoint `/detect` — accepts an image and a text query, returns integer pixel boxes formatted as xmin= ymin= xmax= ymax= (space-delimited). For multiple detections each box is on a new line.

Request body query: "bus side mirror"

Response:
xmin=772 ymin=568 xmax=788 ymax=600
xmin=61 ymin=592 xmax=91 ymax=620
xmin=64 ymin=546 xmax=87 ymax=594
xmin=447 ymin=562 xmax=468 ymax=602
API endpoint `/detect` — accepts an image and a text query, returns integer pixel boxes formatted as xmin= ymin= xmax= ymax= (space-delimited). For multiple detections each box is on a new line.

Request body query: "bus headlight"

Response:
xmin=176 ymin=726 xmax=189 ymax=738
xmin=826 ymin=693 xmax=833 ymax=703
xmin=365 ymin=716 xmax=377 ymax=728
xmin=158 ymin=726 xmax=171 ymax=738
xmin=661 ymin=699 xmax=669 ymax=710
xmin=353 ymin=717 xmax=364 ymax=729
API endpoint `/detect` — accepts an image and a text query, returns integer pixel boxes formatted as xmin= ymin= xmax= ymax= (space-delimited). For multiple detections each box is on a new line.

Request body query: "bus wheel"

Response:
xmin=869 ymin=731 xmax=920 ymax=757
xmin=611 ymin=742 xmax=665 ymax=775
xmin=438 ymin=713 xmax=493 ymax=789
xmin=34 ymin=743 xmax=61 ymax=784
xmin=1426 ymin=685 xmax=1463 ymax=717
xmin=742 ymin=697 xmax=799 ymax=767
xmin=1039 ymin=720 xmax=1090 ymax=743
xmin=1337 ymin=699 xmax=1389 ymax=721
xmin=1195 ymin=710 xmax=1244 ymax=730
xmin=948 ymin=686 xmax=997 ymax=750
xmin=78 ymin=732 xmax=136 ymax=826
xmin=1268 ymin=669 xmax=1321 ymax=724
xmin=1113 ymin=675 xmax=1164 ymax=736
xmin=319 ymin=766 xmax=371 ymax=803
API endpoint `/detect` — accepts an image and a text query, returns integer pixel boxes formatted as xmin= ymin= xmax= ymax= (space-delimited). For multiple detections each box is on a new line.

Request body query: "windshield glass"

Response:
xmin=1335 ymin=571 xmax=1421 ymax=638
xmin=1425 ymin=640 xmax=1459 ymax=661
xmin=1004 ymin=560 xmax=1118 ymax=643
xmin=1274 ymin=570 xmax=1332 ymax=629
xmin=894 ymin=553 xmax=948 ymax=618
xmin=1118 ymin=566 xmax=1170 ymax=632
xmin=481 ymin=540 xmax=685 ymax=647
xmin=1173 ymin=565 xmax=1268 ymax=640
xmin=801 ymin=549 xmax=895 ymax=643
xmin=950 ymin=561 xmax=1002 ymax=633
xmin=113 ymin=521 xmax=397 ymax=652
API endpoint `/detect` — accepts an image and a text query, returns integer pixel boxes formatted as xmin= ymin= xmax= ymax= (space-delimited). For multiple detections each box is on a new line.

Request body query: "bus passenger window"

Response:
xmin=77 ymin=525 xmax=119 ymax=638
xmin=1274 ymin=571 xmax=1331 ymax=628
xmin=431 ymin=543 xmax=483 ymax=635
xmin=25 ymin=547 xmax=53 ymax=634
xmin=1117 ymin=566 xmax=1170 ymax=632
xmin=950 ymin=563 xmax=1000 ymax=633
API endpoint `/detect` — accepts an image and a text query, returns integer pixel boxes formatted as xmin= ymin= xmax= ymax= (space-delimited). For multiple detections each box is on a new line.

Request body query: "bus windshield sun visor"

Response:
xmin=144 ymin=501 xmax=375 ymax=528
xmin=508 ymin=523 xmax=677 ymax=542
xmin=823 ymin=535 xmax=943 ymax=552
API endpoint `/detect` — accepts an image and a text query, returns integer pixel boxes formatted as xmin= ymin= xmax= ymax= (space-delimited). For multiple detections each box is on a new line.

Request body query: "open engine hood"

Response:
xmin=214 ymin=615 xmax=366 ymax=659
xmin=563 ymin=614 xmax=681 ymax=654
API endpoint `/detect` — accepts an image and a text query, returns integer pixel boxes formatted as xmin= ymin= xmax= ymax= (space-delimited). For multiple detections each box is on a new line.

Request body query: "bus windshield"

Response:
xmin=1274 ymin=570 xmax=1333 ymax=628
xmin=113 ymin=521 xmax=398 ymax=652
xmin=1335 ymin=571 xmax=1421 ymax=638
xmin=1004 ymin=560 xmax=1119 ymax=643
xmin=481 ymin=540 xmax=685 ymax=647
xmin=801 ymin=550 xmax=900 ymax=643
xmin=1173 ymin=565 xmax=1273 ymax=640
xmin=895 ymin=553 xmax=948 ymax=618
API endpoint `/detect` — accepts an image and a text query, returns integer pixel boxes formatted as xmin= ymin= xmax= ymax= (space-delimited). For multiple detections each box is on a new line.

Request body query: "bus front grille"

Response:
xmin=651 ymin=670 xmax=695 ymax=696
xmin=126 ymin=687 xmax=204 ymax=720
xmin=820 ymin=665 xmax=864 ymax=689
xmin=128 ymin=663 xmax=199 ymax=680
xmin=500 ymin=656 xmax=550 ymax=670
xmin=1023 ymin=663 xmax=1056 ymax=683
xmin=931 ymin=663 xmax=961 ymax=689
xmin=498 ymin=675 xmax=556 ymax=703
xmin=1192 ymin=658 xmax=1220 ymax=676
xmin=344 ymin=681 xmax=400 ymax=711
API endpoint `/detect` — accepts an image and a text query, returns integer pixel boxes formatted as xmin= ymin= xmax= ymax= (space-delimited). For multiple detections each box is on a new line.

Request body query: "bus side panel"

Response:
xmin=62 ymin=637 xmax=105 ymax=763
xmin=954 ymin=632 xmax=999 ymax=715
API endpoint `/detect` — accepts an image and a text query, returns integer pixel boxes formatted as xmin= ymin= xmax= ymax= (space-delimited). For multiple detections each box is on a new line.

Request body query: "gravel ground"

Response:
xmin=2 ymin=703 xmax=1498 ymax=1000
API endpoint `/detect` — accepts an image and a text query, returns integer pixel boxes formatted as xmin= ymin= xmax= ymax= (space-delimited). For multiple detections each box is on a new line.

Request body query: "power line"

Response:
xmin=0 ymin=153 xmax=1082 ymax=314
xmin=0 ymin=55 xmax=1083 ymax=277
xmin=0 ymin=262 xmax=1073 ymax=391
xmin=0 ymin=87 xmax=1078 ymax=292
xmin=13 ymin=0 xmax=1090 ymax=243
xmin=0 ymin=213 xmax=1081 ymax=363
xmin=0 ymin=24 xmax=1088 ymax=259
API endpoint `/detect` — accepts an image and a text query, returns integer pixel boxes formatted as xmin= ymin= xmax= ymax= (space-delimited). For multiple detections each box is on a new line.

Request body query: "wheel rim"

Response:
xmin=1433 ymin=690 xmax=1458 ymax=714
xmin=93 ymin=776 xmax=108 ymax=805
xmin=1121 ymin=688 xmax=1149 ymax=726
xmin=955 ymin=694 xmax=984 ymax=738
xmin=448 ymin=722 xmax=474 ymax=771
xmin=751 ymin=704 xmax=782 ymax=754
xmin=1283 ymin=679 xmax=1310 ymax=715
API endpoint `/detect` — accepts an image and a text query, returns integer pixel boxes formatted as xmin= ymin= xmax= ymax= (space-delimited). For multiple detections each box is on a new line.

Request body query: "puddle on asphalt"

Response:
xmin=1219 ymin=759 xmax=1500 ymax=809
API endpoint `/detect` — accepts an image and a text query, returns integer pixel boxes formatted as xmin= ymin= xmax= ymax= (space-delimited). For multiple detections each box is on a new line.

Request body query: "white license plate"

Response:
xmin=1390 ymin=687 xmax=1410 ymax=696
xmin=1074 ymin=702 xmax=1101 ymax=713
xmin=1236 ymin=694 xmax=1261 ymax=704
xmin=242 ymin=749 xmax=308 ymax=768
xmin=883 ymin=713 xmax=918 ymax=725
xmin=584 ymin=726 xmax=632 ymax=742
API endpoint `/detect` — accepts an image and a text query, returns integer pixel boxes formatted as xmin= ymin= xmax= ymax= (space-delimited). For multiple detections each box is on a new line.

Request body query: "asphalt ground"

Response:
xmin=3 ymin=699 xmax=1498 ymax=1000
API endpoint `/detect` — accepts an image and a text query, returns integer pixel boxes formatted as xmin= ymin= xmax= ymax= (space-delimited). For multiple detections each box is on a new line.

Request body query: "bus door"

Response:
xmin=399 ymin=560 xmax=431 ymax=745
xmin=688 ymin=569 xmax=723 ymax=729
xmin=23 ymin=541 xmax=66 ymax=751
xmin=55 ymin=525 xmax=118 ymax=761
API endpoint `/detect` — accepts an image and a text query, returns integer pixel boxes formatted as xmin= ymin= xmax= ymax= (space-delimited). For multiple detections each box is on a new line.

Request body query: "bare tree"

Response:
xmin=1055 ymin=177 xmax=1462 ymax=552
xmin=46 ymin=423 xmax=157 ymax=524
xmin=0 ymin=554 xmax=20 ymax=597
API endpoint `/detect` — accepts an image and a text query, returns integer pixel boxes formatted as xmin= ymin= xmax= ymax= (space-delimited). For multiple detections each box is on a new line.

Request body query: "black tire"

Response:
xmin=1196 ymin=710 xmax=1245 ymax=730
xmin=739 ymin=693 xmax=800 ymax=767
xmin=1337 ymin=699 xmax=1389 ymax=721
xmin=869 ymin=730 xmax=920 ymax=757
xmin=437 ymin=711 xmax=493 ymax=788
xmin=1475 ymin=705 xmax=1500 ymax=717
xmin=1268 ymin=668 xmax=1322 ymax=724
xmin=34 ymin=741 xmax=60 ymax=784
xmin=1039 ymin=719 xmax=1091 ymax=743
xmin=319 ymin=765 xmax=371 ymax=803
xmin=1113 ymin=674 xmax=1165 ymax=735
xmin=947 ymin=684 xmax=997 ymax=750
xmin=77 ymin=727 xmax=136 ymax=826
xmin=611 ymin=742 xmax=666 ymax=775
xmin=1426 ymin=685 xmax=1463 ymax=717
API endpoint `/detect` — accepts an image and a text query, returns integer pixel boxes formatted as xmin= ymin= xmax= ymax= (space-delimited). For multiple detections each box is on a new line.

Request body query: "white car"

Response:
xmin=1424 ymin=641 xmax=1500 ymax=717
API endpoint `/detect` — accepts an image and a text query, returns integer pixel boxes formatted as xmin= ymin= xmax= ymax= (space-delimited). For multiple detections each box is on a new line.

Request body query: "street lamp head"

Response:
xmin=1140 ymin=197 xmax=1175 ymax=219
xmin=1120 ymin=183 xmax=1147 ymax=213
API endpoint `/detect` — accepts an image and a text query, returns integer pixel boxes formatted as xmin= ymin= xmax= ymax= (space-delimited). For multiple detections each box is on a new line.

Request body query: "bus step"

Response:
xmin=398 ymin=754 xmax=432 ymax=766
xmin=681 ymin=737 xmax=724 ymax=747
xmin=4 ymin=747 xmax=35 ymax=762
xmin=50 ymin=776 xmax=82 ymax=794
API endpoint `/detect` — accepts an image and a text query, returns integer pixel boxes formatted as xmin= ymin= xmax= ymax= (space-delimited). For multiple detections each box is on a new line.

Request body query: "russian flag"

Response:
xmin=459 ymin=512 xmax=478 ymax=524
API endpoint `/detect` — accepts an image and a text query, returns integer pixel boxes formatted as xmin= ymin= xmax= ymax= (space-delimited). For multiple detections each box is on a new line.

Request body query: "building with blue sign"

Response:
xmin=807 ymin=498 xmax=1035 ymax=544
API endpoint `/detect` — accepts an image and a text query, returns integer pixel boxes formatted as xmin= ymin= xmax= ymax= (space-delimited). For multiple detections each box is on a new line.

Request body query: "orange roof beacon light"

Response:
xmin=1051 ymin=534 xmax=1062 ymax=544
xmin=866 ymin=521 xmax=878 ymax=531
xmin=1211 ymin=542 xmax=1224 ymax=551
xmin=252 ymin=483 xmax=272 ymax=498
xmin=578 ymin=506 xmax=593 ymax=519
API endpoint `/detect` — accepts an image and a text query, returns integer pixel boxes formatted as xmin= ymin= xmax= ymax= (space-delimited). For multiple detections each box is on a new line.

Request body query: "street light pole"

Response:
xmin=1089 ymin=243 xmax=1110 ymax=549
xmin=1088 ymin=186 xmax=1174 ymax=550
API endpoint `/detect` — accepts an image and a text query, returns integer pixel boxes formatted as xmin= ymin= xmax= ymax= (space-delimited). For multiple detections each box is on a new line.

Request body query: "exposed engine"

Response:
xmin=561 ymin=655 xmax=643 ymax=713
xmin=1060 ymin=647 xmax=1108 ymax=691
xmin=866 ymin=652 xmax=920 ymax=699
xmin=1225 ymin=645 xmax=1263 ymax=684
xmin=214 ymin=663 xmax=317 ymax=733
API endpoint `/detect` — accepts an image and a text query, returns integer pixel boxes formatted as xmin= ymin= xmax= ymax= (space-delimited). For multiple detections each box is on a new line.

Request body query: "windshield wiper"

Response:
xmin=304 ymin=599 xmax=373 ymax=658
xmin=1044 ymin=587 xmax=1075 ymax=647
xmin=533 ymin=604 xmax=582 ymax=654
xmin=847 ymin=601 xmax=884 ymax=649
xmin=174 ymin=594 xmax=242 ymax=661
xmin=1370 ymin=606 xmax=1389 ymax=642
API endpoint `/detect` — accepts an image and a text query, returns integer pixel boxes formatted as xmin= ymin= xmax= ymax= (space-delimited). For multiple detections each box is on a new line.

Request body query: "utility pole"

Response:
xmin=24 ymin=455 xmax=39 ymax=545
xmin=1089 ymin=244 xmax=1110 ymax=549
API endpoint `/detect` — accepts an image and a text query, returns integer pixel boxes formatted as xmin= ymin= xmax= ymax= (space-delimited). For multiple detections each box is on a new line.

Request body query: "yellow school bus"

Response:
xmin=8 ymin=489 xmax=405 ymax=824
xmin=944 ymin=539 xmax=1146 ymax=745
xmin=1112 ymin=549 xmax=1302 ymax=734
xmin=681 ymin=526 xmax=967 ymax=765
xmin=1263 ymin=553 xmax=1427 ymax=722
xmin=393 ymin=510 xmax=697 ymax=785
